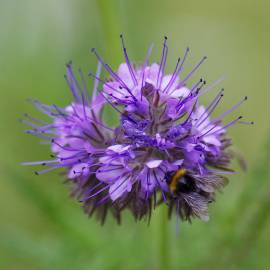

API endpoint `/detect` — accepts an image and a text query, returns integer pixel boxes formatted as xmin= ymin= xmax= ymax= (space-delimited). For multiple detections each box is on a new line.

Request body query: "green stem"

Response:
xmin=159 ymin=206 xmax=170 ymax=270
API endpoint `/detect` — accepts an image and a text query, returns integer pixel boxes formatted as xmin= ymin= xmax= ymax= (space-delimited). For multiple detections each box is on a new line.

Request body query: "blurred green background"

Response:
xmin=1 ymin=0 xmax=270 ymax=269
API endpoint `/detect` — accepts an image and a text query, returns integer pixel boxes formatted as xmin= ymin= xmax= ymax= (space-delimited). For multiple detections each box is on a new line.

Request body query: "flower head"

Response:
xmin=22 ymin=36 xmax=252 ymax=224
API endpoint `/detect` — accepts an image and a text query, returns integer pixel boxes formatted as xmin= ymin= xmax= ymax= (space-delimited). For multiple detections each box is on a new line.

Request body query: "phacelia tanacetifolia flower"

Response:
xmin=22 ymin=36 xmax=252 ymax=224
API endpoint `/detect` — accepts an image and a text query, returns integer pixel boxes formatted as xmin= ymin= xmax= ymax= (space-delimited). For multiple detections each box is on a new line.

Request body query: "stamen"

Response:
xmin=23 ymin=113 xmax=48 ymax=125
xmin=157 ymin=36 xmax=168 ymax=89
xmin=195 ymin=89 xmax=224 ymax=126
xmin=65 ymin=63 xmax=81 ymax=102
xmin=205 ymin=96 xmax=247 ymax=128
xmin=196 ymin=76 xmax=225 ymax=98
xmin=83 ymin=182 xmax=103 ymax=196
xmin=78 ymin=68 xmax=90 ymax=105
xmin=25 ymin=130 xmax=55 ymax=139
xmin=19 ymin=118 xmax=40 ymax=129
xmin=30 ymin=100 xmax=55 ymax=117
xmin=166 ymin=47 xmax=190 ymax=93
xmin=80 ymin=184 xmax=109 ymax=201
xmin=156 ymin=36 xmax=168 ymax=88
xmin=178 ymin=47 xmax=190 ymax=75
xmin=163 ymin=57 xmax=181 ymax=93
xmin=34 ymin=165 xmax=63 ymax=175
xmin=196 ymin=91 xmax=224 ymax=127
xmin=52 ymin=105 xmax=68 ymax=119
xmin=21 ymin=159 xmax=59 ymax=166
xmin=91 ymin=48 xmax=137 ymax=101
xmin=178 ymin=56 xmax=207 ymax=87
xmin=88 ymin=71 xmax=127 ymax=96
xmin=144 ymin=43 xmax=154 ymax=67
xmin=51 ymin=139 xmax=81 ymax=152
xmin=80 ymin=92 xmax=88 ymax=120
xmin=120 ymin=34 xmax=138 ymax=86
xmin=191 ymin=78 xmax=204 ymax=93
xmin=239 ymin=121 xmax=254 ymax=125
xmin=140 ymin=44 xmax=154 ymax=93
xmin=92 ymin=61 xmax=102 ymax=101
xmin=182 ymin=98 xmax=198 ymax=125
xmin=203 ymin=116 xmax=243 ymax=137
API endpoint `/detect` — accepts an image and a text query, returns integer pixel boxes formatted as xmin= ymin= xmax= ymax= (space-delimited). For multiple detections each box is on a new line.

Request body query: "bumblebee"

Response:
xmin=166 ymin=169 xmax=196 ymax=195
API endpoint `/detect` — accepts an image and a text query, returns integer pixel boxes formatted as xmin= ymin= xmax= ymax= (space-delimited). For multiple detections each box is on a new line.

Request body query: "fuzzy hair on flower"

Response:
xmin=22 ymin=35 xmax=252 ymax=224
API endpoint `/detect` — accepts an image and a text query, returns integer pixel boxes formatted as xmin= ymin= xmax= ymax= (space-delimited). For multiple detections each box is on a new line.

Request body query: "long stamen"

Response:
xmin=92 ymin=61 xmax=102 ymax=101
xmin=88 ymin=71 xmax=128 ymax=96
xmin=21 ymin=159 xmax=59 ymax=166
xmin=165 ymin=47 xmax=190 ymax=93
xmin=204 ymin=116 xmax=243 ymax=136
xmin=191 ymin=78 xmax=204 ymax=93
xmin=196 ymin=91 xmax=224 ymax=127
xmin=157 ymin=36 xmax=168 ymax=88
xmin=25 ymin=130 xmax=55 ymax=139
xmin=140 ymin=44 xmax=154 ymax=94
xmin=91 ymin=48 xmax=137 ymax=101
xmin=195 ymin=89 xmax=224 ymax=126
xmin=83 ymin=182 xmax=104 ymax=196
xmin=196 ymin=76 xmax=225 ymax=98
xmin=29 ymin=100 xmax=54 ymax=117
xmin=239 ymin=120 xmax=254 ymax=125
xmin=23 ymin=113 xmax=49 ymax=125
xmin=19 ymin=118 xmax=41 ymax=129
xmin=163 ymin=57 xmax=181 ymax=93
xmin=78 ymin=68 xmax=90 ymax=105
xmin=34 ymin=165 xmax=63 ymax=175
xmin=65 ymin=63 xmax=81 ymax=102
xmin=120 ymin=34 xmax=138 ymax=86
xmin=144 ymin=43 xmax=154 ymax=67
xmin=202 ymin=116 xmax=243 ymax=138
xmin=177 ymin=47 xmax=190 ymax=76
xmin=178 ymin=56 xmax=207 ymax=87
xmin=205 ymin=96 xmax=247 ymax=129
xmin=80 ymin=185 xmax=109 ymax=201
xmin=182 ymin=98 xmax=198 ymax=124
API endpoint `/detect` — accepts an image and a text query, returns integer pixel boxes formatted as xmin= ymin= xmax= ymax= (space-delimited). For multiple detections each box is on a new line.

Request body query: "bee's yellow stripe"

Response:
xmin=169 ymin=169 xmax=186 ymax=193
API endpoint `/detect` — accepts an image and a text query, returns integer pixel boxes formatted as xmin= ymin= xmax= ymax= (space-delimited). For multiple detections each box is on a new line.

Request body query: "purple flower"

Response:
xmin=22 ymin=36 xmax=252 ymax=224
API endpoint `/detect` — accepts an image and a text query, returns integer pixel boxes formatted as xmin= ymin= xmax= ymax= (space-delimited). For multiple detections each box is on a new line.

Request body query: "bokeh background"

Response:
xmin=1 ymin=0 xmax=270 ymax=269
